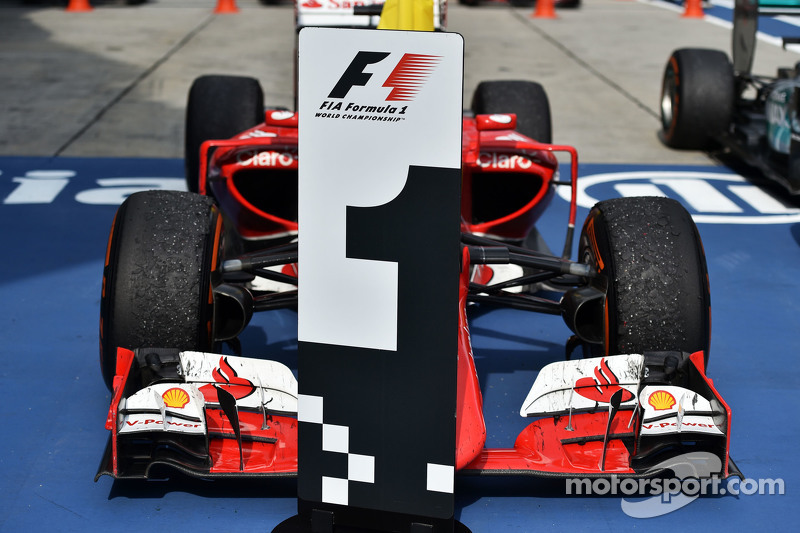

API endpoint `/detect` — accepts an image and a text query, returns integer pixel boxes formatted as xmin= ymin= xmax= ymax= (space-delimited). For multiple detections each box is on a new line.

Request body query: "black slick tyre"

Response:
xmin=185 ymin=75 xmax=264 ymax=193
xmin=660 ymin=48 xmax=734 ymax=150
xmin=579 ymin=197 xmax=711 ymax=368
xmin=471 ymin=80 xmax=552 ymax=143
xmin=99 ymin=190 xmax=223 ymax=390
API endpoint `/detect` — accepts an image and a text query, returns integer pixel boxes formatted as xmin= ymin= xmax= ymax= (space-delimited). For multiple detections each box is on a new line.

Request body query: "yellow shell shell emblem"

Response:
xmin=162 ymin=387 xmax=190 ymax=409
xmin=648 ymin=390 xmax=676 ymax=411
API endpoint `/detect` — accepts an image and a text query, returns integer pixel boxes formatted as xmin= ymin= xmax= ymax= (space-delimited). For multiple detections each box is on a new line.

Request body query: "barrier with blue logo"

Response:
xmin=0 ymin=157 xmax=797 ymax=531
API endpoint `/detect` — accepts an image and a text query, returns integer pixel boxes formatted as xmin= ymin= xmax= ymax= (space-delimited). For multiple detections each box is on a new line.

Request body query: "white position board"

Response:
xmin=296 ymin=26 xmax=464 ymax=526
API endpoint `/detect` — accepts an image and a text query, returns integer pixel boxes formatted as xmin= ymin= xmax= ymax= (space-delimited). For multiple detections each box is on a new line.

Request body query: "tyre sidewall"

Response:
xmin=661 ymin=49 xmax=734 ymax=150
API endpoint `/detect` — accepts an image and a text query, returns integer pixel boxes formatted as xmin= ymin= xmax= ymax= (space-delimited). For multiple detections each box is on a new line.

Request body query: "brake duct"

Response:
xmin=560 ymin=285 xmax=605 ymax=344
xmin=213 ymin=283 xmax=254 ymax=342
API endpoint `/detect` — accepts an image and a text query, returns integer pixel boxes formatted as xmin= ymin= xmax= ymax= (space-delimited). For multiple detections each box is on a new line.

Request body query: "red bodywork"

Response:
xmin=99 ymin=110 xmax=734 ymax=481
xmin=198 ymin=109 xmax=578 ymax=243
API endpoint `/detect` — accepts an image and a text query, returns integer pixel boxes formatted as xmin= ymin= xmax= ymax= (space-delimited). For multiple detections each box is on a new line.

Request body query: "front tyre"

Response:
xmin=579 ymin=197 xmax=711 ymax=368
xmin=99 ymin=190 xmax=223 ymax=390
xmin=660 ymin=48 xmax=734 ymax=150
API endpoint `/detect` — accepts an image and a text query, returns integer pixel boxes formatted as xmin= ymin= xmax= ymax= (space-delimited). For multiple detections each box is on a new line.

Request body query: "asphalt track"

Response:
xmin=1 ymin=1 xmax=799 ymax=532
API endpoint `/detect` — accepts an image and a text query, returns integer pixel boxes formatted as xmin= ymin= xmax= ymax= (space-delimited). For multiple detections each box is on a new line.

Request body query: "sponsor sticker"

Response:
xmin=237 ymin=149 xmax=297 ymax=168
xmin=161 ymin=387 xmax=190 ymax=409
xmin=647 ymin=390 xmax=676 ymax=411
xmin=477 ymin=152 xmax=532 ymax=170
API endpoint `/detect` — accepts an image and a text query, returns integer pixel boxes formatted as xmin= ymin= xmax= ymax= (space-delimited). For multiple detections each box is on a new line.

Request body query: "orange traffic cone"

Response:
xmin=66 ymin=0 xmax=93 ymax=12
xmin=214 ymin=0 xmax=240 ymax=13
xmin=531 ymin=0 xmax=557 ymax=19
xmin=682 ymin=0 xmax=704 ymax=18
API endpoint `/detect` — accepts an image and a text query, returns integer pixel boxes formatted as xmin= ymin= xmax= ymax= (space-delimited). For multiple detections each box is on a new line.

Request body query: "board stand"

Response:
xmin=271 ymin=505 xmax=472 ymax=533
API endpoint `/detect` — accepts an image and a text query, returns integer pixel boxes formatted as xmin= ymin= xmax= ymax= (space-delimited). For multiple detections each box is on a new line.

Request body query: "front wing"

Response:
xmin=462 ymin=351 xmax=739 ymax=479
xmin=96 ymin=348 xmax=298 ymax=480
xmin=97 ymin=347 xmax=738 ymax=481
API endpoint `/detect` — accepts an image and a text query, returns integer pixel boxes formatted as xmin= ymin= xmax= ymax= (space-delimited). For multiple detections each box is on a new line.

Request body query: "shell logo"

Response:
xmin=648 ymin=390 xmax=676 ymax=411
xmin=162 ymin=388 xmax=190 ymax=409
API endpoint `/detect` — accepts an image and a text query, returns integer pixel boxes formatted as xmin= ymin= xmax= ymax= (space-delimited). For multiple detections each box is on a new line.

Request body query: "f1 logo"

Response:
xmin=328 ymin=51 xmax=390 ymax=99
xmin=328 ymin=51 xmax=442 ymax=101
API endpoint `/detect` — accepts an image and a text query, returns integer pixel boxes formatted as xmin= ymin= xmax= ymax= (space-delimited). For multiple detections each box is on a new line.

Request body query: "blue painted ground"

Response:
xmin=0 ymin=156 xmax=798 ymax=532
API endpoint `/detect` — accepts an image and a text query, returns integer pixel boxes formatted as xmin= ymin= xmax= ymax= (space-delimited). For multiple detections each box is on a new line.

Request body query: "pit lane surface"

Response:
xmin=1 ymin=1 xmax=799 ymax=531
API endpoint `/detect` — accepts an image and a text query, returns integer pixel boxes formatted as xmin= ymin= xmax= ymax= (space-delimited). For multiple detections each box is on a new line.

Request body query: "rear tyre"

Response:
xmin=660 ymin=48 xmax=734 ymax=150
xmin=99 ymin=190 xmax=223 ymax=390
xmin=471 ymin=80 xmax=552 ymax=143
xmin=579 ymin=197 xmax=711 ymax=368
xmin=185 ymin=75 xmax=264 ymax=193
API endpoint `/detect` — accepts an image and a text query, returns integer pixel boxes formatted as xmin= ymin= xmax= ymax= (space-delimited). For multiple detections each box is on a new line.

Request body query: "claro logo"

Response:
xmin=557 ymin=171 xmax=800 ymax=224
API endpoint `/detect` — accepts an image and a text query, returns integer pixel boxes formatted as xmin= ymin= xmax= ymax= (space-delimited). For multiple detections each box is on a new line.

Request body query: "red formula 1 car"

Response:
xmin=96 ymin=3 xmax=738 ymax=484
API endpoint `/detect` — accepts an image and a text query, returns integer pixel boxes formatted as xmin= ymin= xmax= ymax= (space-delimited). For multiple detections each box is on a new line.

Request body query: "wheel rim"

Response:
xmin=661 ymin=66 xmax=677 ymax=132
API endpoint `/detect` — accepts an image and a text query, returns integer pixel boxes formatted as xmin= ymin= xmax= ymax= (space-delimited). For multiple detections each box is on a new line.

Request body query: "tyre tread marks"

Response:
xmin=100 ymin=191 xmax=218 ymax=388
xmin=592 ymin=197 xmax=710 ymax=361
